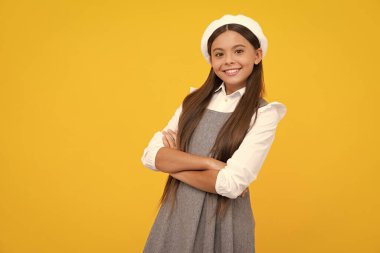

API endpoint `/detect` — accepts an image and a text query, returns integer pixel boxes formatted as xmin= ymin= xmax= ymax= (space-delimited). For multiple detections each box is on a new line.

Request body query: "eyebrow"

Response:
xmin=212 ymin=44 xmax=246 ymax=52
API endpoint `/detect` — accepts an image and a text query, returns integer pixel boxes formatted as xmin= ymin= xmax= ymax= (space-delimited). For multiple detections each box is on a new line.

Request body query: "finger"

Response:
xmin=168 ymin=129 xmax=177 ymax=141
xmin=162 ymin=134 xmax=170 ymax=147
xmin=164 ymin=131 xmax=176 ymax=148
xmin=167 ymin=130 xmax=177 ymax=147
xmin=163 ymin=132 xmax=175 ymax=148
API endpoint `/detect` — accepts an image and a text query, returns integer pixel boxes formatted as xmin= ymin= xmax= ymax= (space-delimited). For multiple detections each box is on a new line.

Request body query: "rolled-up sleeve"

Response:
xmin=215 ymin=102 xmax=287 ymax=198
xmin=141 ymin=104 xmax=182 ymax=171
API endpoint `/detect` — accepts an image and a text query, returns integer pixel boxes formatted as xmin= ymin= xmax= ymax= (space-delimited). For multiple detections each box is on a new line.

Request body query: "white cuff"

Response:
xmin=215 ymin=169 xmax=240 ymax=199
xmin=141 ymin=144 xmax=164 ymax=172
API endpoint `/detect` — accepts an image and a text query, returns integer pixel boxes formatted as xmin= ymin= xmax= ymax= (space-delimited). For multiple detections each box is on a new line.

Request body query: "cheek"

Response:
xmin=240 ymin=62 xmax=255 ymax=76
xmin=212 ymin=66 xmax=225 ymax=79
xmin=211 ymin=63 xmax=223 ymax=72
xmin=242 ymin=60 xmax=255 ymax=72
xmin=241 ymin=57 xmax=254 ymax=66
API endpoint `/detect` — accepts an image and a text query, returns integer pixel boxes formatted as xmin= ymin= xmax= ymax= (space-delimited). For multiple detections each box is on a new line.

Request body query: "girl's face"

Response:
xmin=210 ymin=30 xmax=262 ymax=94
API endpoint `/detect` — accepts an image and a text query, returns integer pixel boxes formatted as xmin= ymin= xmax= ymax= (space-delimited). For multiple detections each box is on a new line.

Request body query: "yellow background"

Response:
xmin=0 ymin=0 xmax=379 ymax=252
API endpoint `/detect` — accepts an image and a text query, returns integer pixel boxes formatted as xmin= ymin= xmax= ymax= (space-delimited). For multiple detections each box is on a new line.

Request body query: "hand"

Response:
xmin=162 ymin=129 xmax=177 ymax=149
xmin=206 ymin=158 xmax=226 ymax=171
xmin=239 ymin=188 xmax=249 ymax=198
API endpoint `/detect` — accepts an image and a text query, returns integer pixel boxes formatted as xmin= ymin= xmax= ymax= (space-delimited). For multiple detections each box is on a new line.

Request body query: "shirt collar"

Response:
xmin=214 ymin=82 xmax=246 ymax=97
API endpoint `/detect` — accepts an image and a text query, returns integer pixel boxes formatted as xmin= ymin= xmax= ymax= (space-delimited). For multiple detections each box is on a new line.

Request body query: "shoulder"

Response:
xmin=258 ymin=100 xmax=287 ymax=119
xmin=249 ymin=100 xmax=287 ymax=128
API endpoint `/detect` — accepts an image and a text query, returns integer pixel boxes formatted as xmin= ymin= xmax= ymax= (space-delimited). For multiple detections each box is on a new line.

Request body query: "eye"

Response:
xmin=214 ymin=52 xmax=223 ymax=57
xmin=235 ymin=49 xmax=244 ymax=54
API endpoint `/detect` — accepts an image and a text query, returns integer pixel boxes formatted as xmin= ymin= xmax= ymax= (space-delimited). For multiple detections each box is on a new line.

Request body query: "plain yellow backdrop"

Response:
xmin=0 ymin=0 xmax=379 ymax=252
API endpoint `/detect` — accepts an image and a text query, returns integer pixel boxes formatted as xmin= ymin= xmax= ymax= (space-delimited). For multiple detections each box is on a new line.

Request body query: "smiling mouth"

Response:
xmin=223 ymin=68 xmax=241 ymax=76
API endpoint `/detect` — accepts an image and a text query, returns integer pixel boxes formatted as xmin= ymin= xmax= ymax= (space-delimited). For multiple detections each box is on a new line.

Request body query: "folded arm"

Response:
xmin=170 ymin=169 xmax=220 ymax=194
xmin=159 ymin=131 xmax=248 ymax=196
xmin=158 ymin=130 xmax=224 ymax=193
xmin=155 ymin=147 xmax=220 ymax=173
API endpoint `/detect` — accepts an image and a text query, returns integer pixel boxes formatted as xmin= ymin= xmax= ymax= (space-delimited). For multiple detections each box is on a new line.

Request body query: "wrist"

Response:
xmin=203 ymin=157 xmax=213 ymax=170
xmin=204 ymin=157 xmax=222 ymax=170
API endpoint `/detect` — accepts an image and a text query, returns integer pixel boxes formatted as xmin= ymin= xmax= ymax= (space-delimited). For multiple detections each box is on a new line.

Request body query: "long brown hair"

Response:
xmin=158 ymin=24 xmax=266 ymax=219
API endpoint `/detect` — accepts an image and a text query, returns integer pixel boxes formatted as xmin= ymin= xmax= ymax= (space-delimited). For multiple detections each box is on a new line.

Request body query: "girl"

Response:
xmin=141 ymin=14 xmax=287 ymax=253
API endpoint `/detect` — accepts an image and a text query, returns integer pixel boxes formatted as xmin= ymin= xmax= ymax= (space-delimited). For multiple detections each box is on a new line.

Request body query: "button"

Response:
xmin=225 ymin=98 xmax=228 ymax=102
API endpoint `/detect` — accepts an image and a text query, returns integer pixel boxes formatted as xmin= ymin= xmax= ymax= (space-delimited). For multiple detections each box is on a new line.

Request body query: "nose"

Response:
xmin=224 ymin=52 xmax=235 ymax=65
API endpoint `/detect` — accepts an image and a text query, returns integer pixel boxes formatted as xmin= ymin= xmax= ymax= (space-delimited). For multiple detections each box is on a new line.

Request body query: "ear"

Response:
xmin=254 ymin=48 xmax=263 ymax=65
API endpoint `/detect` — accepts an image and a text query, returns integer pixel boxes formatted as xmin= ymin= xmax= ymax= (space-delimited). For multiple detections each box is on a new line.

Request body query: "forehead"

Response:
xmin=211 ymin=30 xmax=251 ymax=50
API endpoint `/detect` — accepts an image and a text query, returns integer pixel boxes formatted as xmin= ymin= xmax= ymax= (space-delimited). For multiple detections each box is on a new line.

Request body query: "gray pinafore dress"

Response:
xmin=144 ymin=103 xmax=267 ymax=252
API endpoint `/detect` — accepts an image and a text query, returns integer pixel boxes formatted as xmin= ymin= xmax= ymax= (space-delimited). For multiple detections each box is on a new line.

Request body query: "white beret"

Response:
xmin=200 ymin=14 xmax=268 ymax=64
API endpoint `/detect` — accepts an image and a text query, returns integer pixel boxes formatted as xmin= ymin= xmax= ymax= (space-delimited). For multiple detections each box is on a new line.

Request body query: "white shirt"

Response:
xmin=141 ymin=82 xmax=287 ymax=199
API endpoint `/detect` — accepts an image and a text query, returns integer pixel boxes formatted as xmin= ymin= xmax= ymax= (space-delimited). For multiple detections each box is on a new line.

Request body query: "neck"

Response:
xmin=224 ymin=82 xmax=246 ymax=95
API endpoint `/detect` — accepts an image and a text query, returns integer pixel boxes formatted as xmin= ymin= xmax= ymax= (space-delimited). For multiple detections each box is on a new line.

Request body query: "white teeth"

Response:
xmin=225 ymin=69 xmax=240 ymax=75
